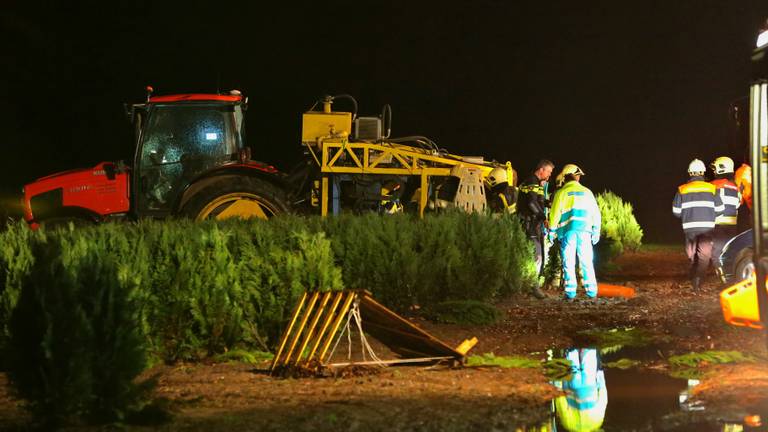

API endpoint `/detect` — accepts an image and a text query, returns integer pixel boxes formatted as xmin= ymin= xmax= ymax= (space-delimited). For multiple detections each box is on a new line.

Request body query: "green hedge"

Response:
xmin=595 ymin=191 xmax=643 ymax=269
xmin=1 ymin=214 xmax=535 ymax=358
xmin=2 ymin=220 xmax=343 ymax=425
xmin=8 ymin=237 xmax=147 ymax=425
xmin=296 ymin=213 xmax=537 ymax=310
xmin=0 ymin=214 xmax=536 ymax=425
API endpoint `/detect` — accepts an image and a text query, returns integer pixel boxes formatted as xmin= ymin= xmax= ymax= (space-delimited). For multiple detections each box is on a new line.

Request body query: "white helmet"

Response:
xmin=688 ymin=159 xmax=706 ymax=176
xmin=486 ymin=167 xmax=509 ymax=188
xmin=555 ymin=163 xmax=585 ymax=186
xmin=711 ymin=156 xmax=735 ymax=175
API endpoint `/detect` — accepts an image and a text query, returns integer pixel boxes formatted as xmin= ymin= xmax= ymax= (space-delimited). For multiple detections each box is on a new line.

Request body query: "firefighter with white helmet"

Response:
xmin=710 ymin=156 xmax=741 ymax=278
xmin=672 ymin=159 xmax=725 ymax=292
xmin=548 ymin=163 xmax=601 ymax=299
xmin=486 ymin=163 xmax=517 ymax=213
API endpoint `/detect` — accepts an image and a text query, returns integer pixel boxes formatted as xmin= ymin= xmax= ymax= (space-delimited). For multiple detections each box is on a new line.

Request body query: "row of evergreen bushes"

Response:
xmin=0 ymin=213 xmax=537 ymax=360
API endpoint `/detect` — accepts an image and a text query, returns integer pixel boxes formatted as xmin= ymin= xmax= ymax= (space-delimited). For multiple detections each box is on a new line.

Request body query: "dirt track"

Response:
xmin=1 ymin=245 xmax=767 ymax=431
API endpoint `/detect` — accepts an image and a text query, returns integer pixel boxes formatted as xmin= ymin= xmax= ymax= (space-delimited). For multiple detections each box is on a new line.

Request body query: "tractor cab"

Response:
xmin=128 ymin=90 xmax=248 ymax=217
xmin=22 ymin=88 xmax=286 ymax=227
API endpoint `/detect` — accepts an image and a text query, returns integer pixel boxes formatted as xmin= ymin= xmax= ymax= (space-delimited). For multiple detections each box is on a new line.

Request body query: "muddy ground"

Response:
xmin=1 ymin=244 xmax=767 ymax=431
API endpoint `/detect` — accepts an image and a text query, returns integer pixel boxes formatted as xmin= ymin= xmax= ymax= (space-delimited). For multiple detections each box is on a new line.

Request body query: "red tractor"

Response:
xmin=21 ymin=89 xmax=290 ymax=228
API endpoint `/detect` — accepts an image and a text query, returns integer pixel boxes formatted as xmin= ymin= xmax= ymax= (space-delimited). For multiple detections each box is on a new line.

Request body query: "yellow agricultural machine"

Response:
xmin=291 ymin=94 xmax=516 ymax=217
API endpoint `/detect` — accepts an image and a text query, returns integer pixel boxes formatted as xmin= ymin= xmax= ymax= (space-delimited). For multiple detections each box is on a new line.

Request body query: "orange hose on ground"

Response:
xmin=597 ymin=283 xmax=636 ymax=298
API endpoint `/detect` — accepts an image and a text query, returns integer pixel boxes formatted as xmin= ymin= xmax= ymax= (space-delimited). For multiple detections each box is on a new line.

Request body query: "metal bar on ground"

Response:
xmin=282 ymin=291 xmax=321 ymax=365
xmin=293 ymin=291 xmax=333 ymax=365
xmin=307 ymin=291 xmax=345 ymax=361
xmin=327 ymin=356 xmax=455 ymax=368
xmin=317 ymin=291 xmax=356 ymax=363
xmin=270 ymin=291 xmax=308 ymax=371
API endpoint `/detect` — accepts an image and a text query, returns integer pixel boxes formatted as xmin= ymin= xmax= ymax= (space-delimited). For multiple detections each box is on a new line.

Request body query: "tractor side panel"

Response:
xmin=23 ymin=162 xmax=131 ymax=223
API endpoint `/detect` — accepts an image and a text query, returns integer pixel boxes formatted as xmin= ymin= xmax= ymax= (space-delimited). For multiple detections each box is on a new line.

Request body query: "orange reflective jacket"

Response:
xmin=735 ymin=163 xmax=752 ymax=210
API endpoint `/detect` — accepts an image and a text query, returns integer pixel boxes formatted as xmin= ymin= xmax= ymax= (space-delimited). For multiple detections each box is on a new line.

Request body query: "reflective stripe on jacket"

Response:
xmin=672 ymin=177 xmax=724 ymax=236
xmin=549 ymin=180 xmax=601 ymax=238
xmin=710 ymin=178 xmax=740 ymax=226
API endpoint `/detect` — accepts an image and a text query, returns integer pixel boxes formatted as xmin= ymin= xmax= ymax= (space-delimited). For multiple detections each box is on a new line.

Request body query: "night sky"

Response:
xmin=3 ymin=1 xmax=768 ymax=241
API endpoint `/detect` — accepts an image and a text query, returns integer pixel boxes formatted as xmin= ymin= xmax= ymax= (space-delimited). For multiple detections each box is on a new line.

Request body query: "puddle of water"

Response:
xmin=537 ymin=346 xmax=768 ymax=432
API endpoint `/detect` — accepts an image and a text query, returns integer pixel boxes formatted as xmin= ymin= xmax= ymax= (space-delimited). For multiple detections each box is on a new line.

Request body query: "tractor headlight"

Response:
xmin=758 ymin=29 xmax=768 ymax=49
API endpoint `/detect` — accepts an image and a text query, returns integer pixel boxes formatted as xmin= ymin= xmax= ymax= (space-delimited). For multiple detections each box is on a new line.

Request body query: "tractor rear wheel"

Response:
xmin=181 ymin=176 xmax=289 ymax=221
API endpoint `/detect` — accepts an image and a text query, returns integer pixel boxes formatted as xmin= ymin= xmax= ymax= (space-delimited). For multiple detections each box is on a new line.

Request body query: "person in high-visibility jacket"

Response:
xmin=672 ymin=159 xmax=724 ymax=292
xmin=709 ymin=156 xmax=741 ymax=278
xmin=735 ymin=163 xmax=752 ymax=211
xmin=548 ymin=164 xmax=601 ymax=299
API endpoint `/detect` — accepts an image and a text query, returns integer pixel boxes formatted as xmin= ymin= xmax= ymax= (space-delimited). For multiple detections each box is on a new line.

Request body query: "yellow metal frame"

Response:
xmin=270 ymin=291 xmax=356 ymax=372
xmin=271 ymin=290 xmax=479 ymax=375
xmin=316 ymin=139 xmax=495 ymax=217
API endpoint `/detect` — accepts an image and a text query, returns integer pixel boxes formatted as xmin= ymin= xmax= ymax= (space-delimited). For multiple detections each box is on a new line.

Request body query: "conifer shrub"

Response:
xmin=595 ymin=191 xmax=643 ymax=270
xmin=0 ymin=221 xmax=40 ymax=352
xmin=7 ymin=233 xmax=147 ymax=426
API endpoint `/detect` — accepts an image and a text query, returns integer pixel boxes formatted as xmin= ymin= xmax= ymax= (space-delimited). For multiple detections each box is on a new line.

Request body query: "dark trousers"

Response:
xmin=532 ymin=234 xmax=545 ymax=275
xmin=711 ymin=225 xmax=738 ymax=269
xmin=685 ymin=233 xmax=713 ymax=279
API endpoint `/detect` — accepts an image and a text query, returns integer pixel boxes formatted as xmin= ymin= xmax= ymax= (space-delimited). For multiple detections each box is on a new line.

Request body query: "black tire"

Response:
xmin=181 ymin=176 xmax=290 ymax=221
xmin=733 ymin=248 xmax=755 ymax=282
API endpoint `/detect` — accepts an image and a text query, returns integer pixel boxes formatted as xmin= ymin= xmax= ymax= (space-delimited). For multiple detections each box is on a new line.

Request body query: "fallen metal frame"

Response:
xmin=270 ymin=290 xmax=477 ymax=374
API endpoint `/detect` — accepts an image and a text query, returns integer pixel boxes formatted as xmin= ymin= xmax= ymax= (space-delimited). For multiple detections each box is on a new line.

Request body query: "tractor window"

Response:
xmin=138 ymin=103 xmax=241 ymax=211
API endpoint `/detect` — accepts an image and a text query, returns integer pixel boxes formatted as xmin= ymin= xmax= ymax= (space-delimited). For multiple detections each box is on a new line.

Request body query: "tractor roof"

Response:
xmin=148 ymin=94 xmax=243 ymax=103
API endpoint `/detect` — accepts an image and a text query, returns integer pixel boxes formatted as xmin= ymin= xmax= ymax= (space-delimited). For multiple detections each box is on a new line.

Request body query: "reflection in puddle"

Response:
xmin=533 ymin=347 xmax=767 ymax=432
xmin=679 ymin=379 xmax=705 ymax=412
xmin=551 ymin=349 xmax=607 ymax=431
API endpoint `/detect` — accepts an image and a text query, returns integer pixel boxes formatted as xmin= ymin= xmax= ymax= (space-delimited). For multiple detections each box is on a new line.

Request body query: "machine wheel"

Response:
xmin=734 ymin=248 xmax=755 ymax=282
xmin=181 ymin=176 xmax=289 ymax=221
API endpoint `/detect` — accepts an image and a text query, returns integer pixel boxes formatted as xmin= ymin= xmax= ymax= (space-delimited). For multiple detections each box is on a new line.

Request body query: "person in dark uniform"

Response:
xmin=518 ymin=159 xmax=555 ymax=298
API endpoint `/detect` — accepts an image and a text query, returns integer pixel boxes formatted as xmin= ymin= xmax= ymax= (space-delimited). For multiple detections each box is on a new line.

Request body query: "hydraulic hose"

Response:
xmin=331 ymin=94 xmax=358 ymax=120
xmin=381 ymin=104 xmax=392 ymax=139
xmin=388 ymin=135 xmax=440 ymax=153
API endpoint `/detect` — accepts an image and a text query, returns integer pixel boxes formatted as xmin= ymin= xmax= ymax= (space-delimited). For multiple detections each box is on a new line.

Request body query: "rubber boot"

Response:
xmin=531 ymin=286 xmax=547 ymax=300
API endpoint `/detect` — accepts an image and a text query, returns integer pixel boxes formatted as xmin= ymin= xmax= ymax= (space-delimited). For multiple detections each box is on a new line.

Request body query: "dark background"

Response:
xmin=2 ymin=1 xmax=768 ymax=242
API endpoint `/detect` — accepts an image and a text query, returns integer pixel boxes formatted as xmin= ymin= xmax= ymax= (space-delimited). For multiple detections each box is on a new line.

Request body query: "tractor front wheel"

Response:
xmin=181 ymin=177 xmax=289 ymax=221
